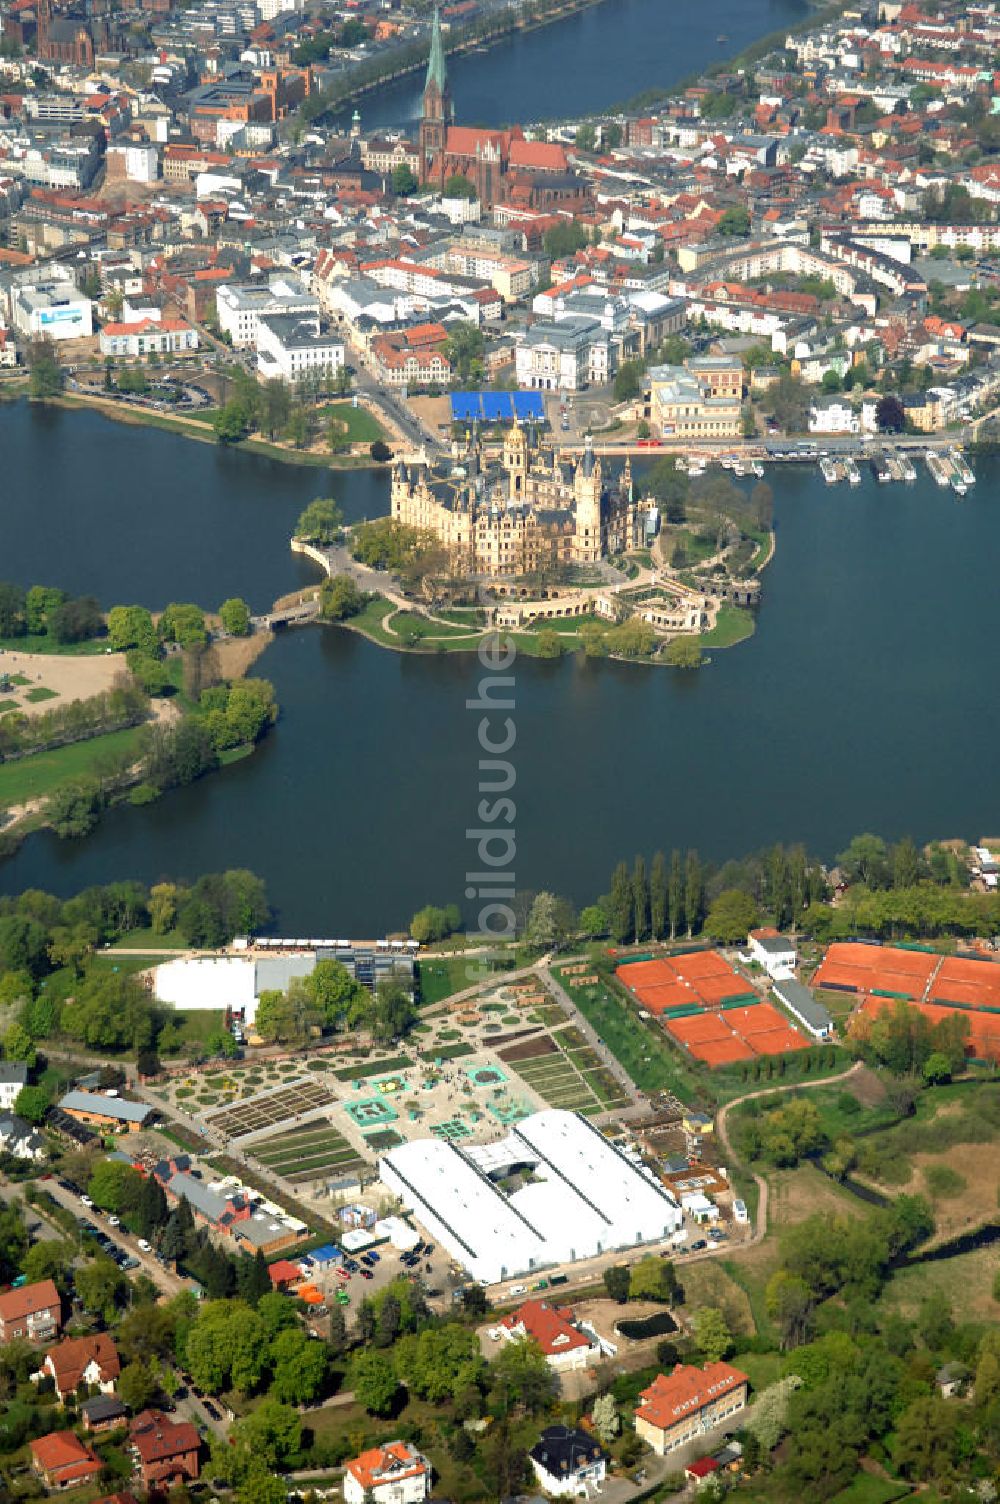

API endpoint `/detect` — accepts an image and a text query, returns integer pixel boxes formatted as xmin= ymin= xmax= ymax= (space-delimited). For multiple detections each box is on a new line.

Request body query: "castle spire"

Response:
xmin=425 ymin=7 xmax=447 ymax=97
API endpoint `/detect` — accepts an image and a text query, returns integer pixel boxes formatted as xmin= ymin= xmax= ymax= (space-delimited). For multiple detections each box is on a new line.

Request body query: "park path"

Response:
xmin=714 ymin=1059 xmax=866 ymax=1248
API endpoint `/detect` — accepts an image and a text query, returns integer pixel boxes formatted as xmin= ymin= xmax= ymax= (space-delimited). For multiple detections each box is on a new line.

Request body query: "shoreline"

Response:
xmin=311 ymin=0 xmax=613 ymax=123
xmin=40 ymin=391 xmax=388 ymax=471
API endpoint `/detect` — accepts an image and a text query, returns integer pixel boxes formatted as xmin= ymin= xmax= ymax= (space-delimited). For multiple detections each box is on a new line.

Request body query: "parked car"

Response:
xmin=367 ymin=1250 xmax=380 ymax=1263
xmin=203 ymin=1400 xmax=222 ymax=1420
xmin=137 ymin=1239 xmax=152 ymax=1253
xmin=80 ymin=1196 xmax=93 ymax=1208
xmin=690 ymin=1239 xmax=708 ymax=1252
xmin=360 ymin=1268 xmax=373 ymax=1280
xmin=107 ymin=1215 xmax=120 ymax=1227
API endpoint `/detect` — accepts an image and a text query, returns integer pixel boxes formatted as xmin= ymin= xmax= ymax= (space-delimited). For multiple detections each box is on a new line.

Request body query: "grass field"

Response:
xmin=699 ymin=604 xmax=755 ymax=649
xmin=320 ymin=401 xmax=385 ymax=445
xmin=723 ymin=1165 xmax=865 ymax=1341
xmin=554 ymin=965 xmax=703 ymax=1100
xmin=251 ymin=1120 xmax=365 ymax=1182
xmin=108 ymin=926 xmax=190 ymax=950
xmin=418 ymin=955 xmax=512 ymax=1005
xmin=0 ymin=633 xmax=108 ymax=656
xmin=0 ymin=725 xmax=145 ymax=809
xmin=332 ymin=1055 xmax=412 ymax=1082
xmin=25 ymin=685 xmax=58 ymax=703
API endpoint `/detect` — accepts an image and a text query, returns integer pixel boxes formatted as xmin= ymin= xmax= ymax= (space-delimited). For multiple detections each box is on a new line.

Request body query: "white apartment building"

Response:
xmin=215 ymin=274 xmax=317 ymax=348
xmin=255 ymin=313 xmax=345 ymax=383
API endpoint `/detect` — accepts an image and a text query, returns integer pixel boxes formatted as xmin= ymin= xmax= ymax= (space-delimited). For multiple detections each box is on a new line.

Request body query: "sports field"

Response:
xmin=615 ymin=950 xmax=755 ymax=1013
xmin=500 ymin=1029 xmax=632 ymax=1115
xmin=665 ymin=1001 xmax=809 ymax=1066
xmin=250 ymin=1121 xmax=366 ymax=1183
xmin=818 ymin=943 xmax=1000 ymax=1059
xmin=203 ymin=1077 xmax=336 ymax=1138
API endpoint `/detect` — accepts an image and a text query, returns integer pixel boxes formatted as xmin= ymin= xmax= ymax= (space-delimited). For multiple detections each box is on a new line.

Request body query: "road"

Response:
xmin=37 ymin=1177 xmax=192 ymax=1299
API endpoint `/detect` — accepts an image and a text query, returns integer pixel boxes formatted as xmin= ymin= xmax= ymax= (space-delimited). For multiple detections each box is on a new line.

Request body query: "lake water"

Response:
xmin=343 ymin=0 xmax=808 ymax=130
xmin=3 ymin=403 xmax=1000 ymax=934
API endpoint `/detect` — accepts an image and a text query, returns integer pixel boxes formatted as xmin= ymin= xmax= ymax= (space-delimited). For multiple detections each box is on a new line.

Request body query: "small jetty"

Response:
xmin=871 ymin=453 xmax=892 ymax=483
xmin=845 ymin=458 xmax=861 ymax=486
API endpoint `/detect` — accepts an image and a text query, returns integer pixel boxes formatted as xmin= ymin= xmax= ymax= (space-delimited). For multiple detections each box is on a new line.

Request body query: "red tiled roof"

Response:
xmin=500 ymin=1300 xmax=592 ymax=1357
xmin=129 ymin=1410 xmax=199 ymax=1463
xmin=0 ymin=1279 xmax=60 ymax=1324
xmin=346 ymin=1442 xmax=428 ymax=1491
xmin=45 ymin=1333 xmax=120 ymax=1394
xmin=31 ymin=1431 xmax=101 ymax=1478
xmin=637 ymin=1363 xmax=748 ymax=1431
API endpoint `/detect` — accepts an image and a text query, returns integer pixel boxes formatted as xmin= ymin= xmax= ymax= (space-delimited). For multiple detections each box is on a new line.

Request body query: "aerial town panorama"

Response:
xmin=3 ymin=0 xmax=1000 ymax=1502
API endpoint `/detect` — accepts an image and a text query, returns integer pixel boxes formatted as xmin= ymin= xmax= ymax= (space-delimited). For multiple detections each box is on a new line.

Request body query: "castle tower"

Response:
xmin=503 ymin=415 xmax=528 ymax=497
xmin=572 ymin=434 xmax=603 ymax=564
xmin=419 ymin=7 xmax=453 ymax=189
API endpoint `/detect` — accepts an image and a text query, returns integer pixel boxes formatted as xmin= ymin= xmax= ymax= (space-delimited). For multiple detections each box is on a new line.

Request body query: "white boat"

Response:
xmin=820 ymin=456 xmax=838 ymax=485
xmin=751 ymin=460 xmax=764 ymax=478
xmin=845 ymin=458 xmax=861 ymax=486
xmin=952 ymin=478 xmax=967 ymax=497
xmin=926 ymin=451 xmax=952 ymax=488
xmin=900 ymin=455 xmax=917 ymax=482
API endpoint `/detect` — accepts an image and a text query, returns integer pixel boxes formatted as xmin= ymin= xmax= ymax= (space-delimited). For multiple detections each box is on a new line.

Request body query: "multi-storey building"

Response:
xmin=634 ymin=1362 xmax=749 ymax=1455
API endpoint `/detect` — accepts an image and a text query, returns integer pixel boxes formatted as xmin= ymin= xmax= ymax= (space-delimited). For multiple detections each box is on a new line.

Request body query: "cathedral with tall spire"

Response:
xmin=419 ymin=7 xmax=453 ymax=190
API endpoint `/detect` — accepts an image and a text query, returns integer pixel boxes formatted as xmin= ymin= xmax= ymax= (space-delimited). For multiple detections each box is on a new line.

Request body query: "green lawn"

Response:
xmin=321 ymin=401 xmax=385 ymax=444
xmin=828 ymin=1476 xmax=910 ymax=1504
xmin=25 ymin=685 xmax=58 ymax=703
xmin=419 ymin=955 xmax=509 ymax=1005
xmin=554 ymin=966 xmax=704 ymax=1099
xmin=0 ymin=725 xmax=145 ymax=809
xmin=331 ymin=1055 xmax=413 ymax=1081
xmin=108 ymin=926 xmax=189 ymax=951
xmin=0 ymin=633 xmax=108 ymax=656
xmin=699 ymin=604 xmax=755 ymax=649
xmin=0 ymin=699 xmax=16 ymax=713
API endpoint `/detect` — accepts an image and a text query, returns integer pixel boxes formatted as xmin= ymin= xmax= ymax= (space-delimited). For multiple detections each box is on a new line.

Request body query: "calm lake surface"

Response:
xmin=343 ymin=0 xmax=808 ymax=130
xmin=3 ymin=403 xmax=999 ymax=933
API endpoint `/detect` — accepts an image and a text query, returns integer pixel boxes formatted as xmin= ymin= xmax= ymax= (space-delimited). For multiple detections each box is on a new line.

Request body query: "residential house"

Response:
xmin=529 ymin=1425 xmax=608 ymax=1498
xmin=808 ymin=397 xmax=859 ymax=434
xmin=56 ymin=1092 xmax=154 ymax=1133
xmin=37 ymin=1333 xmax=120 ymax=1401
xmin=498 ymin=1299 xmax=603 ymax=1372
xmin=129 ymin=1410 xmax=200 ymax=1488
xmin=937 ymin=1362 xmax=970 ymax=1398
xmin=0 ymin=1278 xmax=62 ymax=1343
xmin=0 ymin=1060 xmax=28 ymax=1109
xmin=30 ymin=1431 xmax=102 ymax=1490
xmin=0 ymin=1112 xmax=45 ymax=1160
xmin=80 ymin=1395 xmax=128 ymax=1434
xmin=342 ymin=1441 xmax=431 ymax=1504
xmin=634 ymin=1362 xmax=749 ymax=1455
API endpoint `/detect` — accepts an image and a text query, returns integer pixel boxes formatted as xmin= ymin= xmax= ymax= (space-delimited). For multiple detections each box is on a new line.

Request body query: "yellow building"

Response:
xmin=645 ymin=359 xmax=743 ymax=441
xmin=391 ymin=424 xmax=643 ymax=578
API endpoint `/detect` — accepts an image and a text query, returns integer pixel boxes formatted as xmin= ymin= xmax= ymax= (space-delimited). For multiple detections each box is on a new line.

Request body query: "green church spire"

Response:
xmin=426 ymin=6 xmax=447 ymax=96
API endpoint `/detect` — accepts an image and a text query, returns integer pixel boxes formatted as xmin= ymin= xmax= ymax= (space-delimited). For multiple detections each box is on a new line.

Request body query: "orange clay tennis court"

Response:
xmin=665 ymin=1001 xmax=808 ymax=1065
xmin=859 ymin=995 xmax=1000 ymax=1061
xmin=616 ymin=951 xmax=751 ymax=1011
xmin=813 ymin=942 xmax=939 ymax=999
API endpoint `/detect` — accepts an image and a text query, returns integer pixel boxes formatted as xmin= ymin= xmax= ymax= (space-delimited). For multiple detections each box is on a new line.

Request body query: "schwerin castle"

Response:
xmin=390 ymin=423 xmax=647 ymax=579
